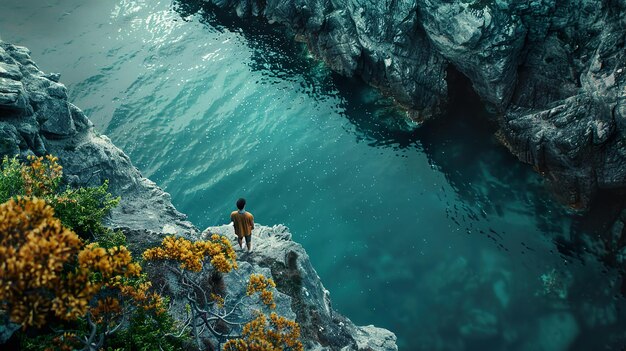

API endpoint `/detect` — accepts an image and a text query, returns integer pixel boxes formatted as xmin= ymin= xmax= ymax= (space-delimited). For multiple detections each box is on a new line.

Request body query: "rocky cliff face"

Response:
xmin=200 ymin=0 xmax=626 ymax=208
xmin=0 ymin=41 xmax=196 ymax=237
xmin=0 ymin=40 xmax=397 ymax=350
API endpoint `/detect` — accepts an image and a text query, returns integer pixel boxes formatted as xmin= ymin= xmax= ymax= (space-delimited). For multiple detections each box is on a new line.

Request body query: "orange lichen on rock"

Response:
xmin=223 ymin=312 xmax=303 ymax=351
xmin=142 ymin=234 xmax=238 ymax=273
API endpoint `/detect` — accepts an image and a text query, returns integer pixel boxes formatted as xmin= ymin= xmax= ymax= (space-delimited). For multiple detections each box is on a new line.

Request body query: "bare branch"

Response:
xmin=165 ymin=316 xmax=193 ymax=338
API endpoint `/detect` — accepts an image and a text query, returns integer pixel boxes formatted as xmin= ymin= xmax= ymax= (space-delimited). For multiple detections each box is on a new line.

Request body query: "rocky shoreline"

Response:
xmin=201 ymin=0 xmax=626 ymax=209
xmin=0 ymin=40 xmax=397 ymax=350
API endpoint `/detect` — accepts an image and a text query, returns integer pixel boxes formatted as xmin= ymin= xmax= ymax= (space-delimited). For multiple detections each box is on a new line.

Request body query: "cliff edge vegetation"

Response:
xmin=0 ymin=154 xmax=305 ymax=351
xmin=0 ymin=40 xmax=397 ymax=350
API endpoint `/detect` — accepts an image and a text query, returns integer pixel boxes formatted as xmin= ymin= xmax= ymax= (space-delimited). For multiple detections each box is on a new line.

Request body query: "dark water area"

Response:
xmin=2 ymin=0 xmax=626 ymax=349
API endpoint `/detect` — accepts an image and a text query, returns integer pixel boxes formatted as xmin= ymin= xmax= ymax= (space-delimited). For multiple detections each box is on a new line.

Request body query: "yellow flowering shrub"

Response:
xmin=90 ymin=297 xmax=123 ymax=325
xmin=142 ymin=236 xmax=302 ymax=350
xmin=142 ymin=234 xmax=238 ymax=273
xmin=50 ymin=243 xmax=146 ymax=322
xmin=0 ymin=197 xmax=162 ymax=328
xmin=223 ymin=312 xmax=303 ymax=351
xmin=247 ymin=274 xmax=277 ymax=309
xmin=0 ymin=197 xmax=83 ymax=327
xmin=118 ymin=281 xmax=166 ymax=315
xmin=0 ymin=156 xmax=177 ymax=350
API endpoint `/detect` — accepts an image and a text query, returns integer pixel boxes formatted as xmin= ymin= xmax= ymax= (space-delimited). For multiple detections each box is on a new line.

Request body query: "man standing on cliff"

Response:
xmin=231 ymin=198 xmax=254 ymax=252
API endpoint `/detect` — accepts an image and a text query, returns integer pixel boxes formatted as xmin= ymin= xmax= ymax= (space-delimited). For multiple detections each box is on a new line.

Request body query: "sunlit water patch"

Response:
xmin=2 ymin=0 xmax=626 ymax=349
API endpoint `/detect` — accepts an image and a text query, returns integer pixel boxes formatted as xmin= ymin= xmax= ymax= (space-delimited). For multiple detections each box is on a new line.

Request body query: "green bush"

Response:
xmin=19 ymin=324 xmax=83 ymax=351
xmin=0 ymin=156 xmax=24 ymax=203
xmin=108 ymin=303 xmax=189 ymax=351
xmin=19 ymin=294 xmax=188 ymax=351
xmin=0 ymin=155 xmax=120 ymax=240
xmin=52 ymin=180 xmax=120 ymax=239
xmin=95 ymin=228 xmax=128 ymax=249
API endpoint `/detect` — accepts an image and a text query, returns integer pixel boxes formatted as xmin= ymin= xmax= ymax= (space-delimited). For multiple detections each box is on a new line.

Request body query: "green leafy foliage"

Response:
xmin=108 ymin=304 xmax=189 ymax=351
xmin=19 ymin=332 xmax=59 ymax=351
xmin=0 ymin=155 xmax=120 ymax=240
xmin=19 ymin=325 xmax=83 ymax=351
xmin=95 ymin=228 xmax=128 ymax=249
xmin=52 ymin=180 xmax=120 ymax=238
xmin=0 ymin=156 xmax=24 ymax=203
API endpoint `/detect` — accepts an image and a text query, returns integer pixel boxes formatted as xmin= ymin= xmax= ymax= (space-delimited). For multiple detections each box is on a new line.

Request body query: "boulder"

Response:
xmin=0 ymin=77 xmax=28 ymax=113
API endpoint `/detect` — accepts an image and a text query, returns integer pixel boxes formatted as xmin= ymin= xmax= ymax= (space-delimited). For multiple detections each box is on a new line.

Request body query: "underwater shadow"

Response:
xmin=333 ymin=66 xmax=574 ymax=238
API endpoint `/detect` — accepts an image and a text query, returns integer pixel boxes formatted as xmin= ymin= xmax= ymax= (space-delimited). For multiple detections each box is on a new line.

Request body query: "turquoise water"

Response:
xmin=2 ymin=0 xmax=626 ymax=349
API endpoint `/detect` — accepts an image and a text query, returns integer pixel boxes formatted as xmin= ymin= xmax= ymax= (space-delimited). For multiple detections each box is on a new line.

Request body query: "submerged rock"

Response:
xmin=537 ymin=268 xmax=572 ymax=300
xmin=522 ymin=313 xmax=579 ymax=351
xmin=459 ymin=309 xmax=499 ymax=339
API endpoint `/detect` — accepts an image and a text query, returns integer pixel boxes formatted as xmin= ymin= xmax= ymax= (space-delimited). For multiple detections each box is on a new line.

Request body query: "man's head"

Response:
xmin=236 ymin=198 xmax=246 ymax=210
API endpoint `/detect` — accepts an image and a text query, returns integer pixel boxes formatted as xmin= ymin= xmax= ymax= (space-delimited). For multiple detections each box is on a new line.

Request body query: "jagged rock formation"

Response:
xmin=0 ymin=41 xmax=195 ymax=237
xmin=0 ymin=39 xmax=196 ymax=342
xmin=201 ymin=0 xmax=626 ymax=208
xmin=0 ymin=40 xmax=397 ymax=350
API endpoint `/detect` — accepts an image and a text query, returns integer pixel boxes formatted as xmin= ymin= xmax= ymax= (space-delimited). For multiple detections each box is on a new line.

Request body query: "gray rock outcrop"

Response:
xmin=204 ymin=224 xmax=397 ymax=351
xmin=0 ymin=40 xmax=195 ymax=237
xmin=199 ymin=0 xmax=626 ymax=208
xmin=0 ymin=40 xmax=397 ymax=350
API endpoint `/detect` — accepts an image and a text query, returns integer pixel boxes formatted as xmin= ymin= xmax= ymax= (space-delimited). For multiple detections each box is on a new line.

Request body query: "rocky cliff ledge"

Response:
xmin=0 ymin=40 xmax=397 ymax=350
xmin=202 ymin=225 xmax=397 ymax=350
xmin=200 ymin=0 xmax=626 ymax=208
